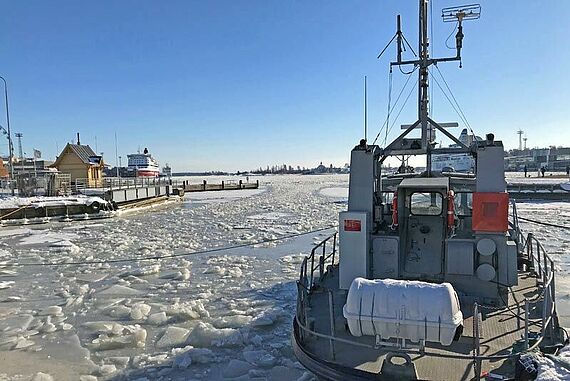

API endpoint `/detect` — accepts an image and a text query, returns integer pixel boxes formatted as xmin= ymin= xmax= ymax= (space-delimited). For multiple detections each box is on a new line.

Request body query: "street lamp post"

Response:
xmin=0 ymin=76 xmax=14 ymax=195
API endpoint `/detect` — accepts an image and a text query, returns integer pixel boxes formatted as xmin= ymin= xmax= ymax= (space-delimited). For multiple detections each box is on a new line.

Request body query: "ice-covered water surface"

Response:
xmin=0 ymin=173 xmax=569 ymax=380
xmin=0 ymin=175 xmax=346 ymax=380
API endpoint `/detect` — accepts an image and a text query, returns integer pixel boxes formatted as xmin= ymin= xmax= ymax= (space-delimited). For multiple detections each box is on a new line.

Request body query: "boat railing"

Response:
xmin=298 ymin=232 xmax=337 ymax=292
xmin=510 ymin=200 xmax=556 ymax=293
xmin=518 ymin=231 xmax=557 ymax=347
xmin=295 ymin=208 xmax=560 ymax=375
xmin=296 ymin=232 xmax=337 ymax=342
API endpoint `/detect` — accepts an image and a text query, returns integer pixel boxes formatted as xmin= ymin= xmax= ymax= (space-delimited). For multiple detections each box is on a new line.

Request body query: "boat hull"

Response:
xmin=292 ymin=319 xmax=380 ymax=381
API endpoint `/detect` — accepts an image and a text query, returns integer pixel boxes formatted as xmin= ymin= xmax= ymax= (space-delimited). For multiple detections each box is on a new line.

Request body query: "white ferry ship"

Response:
xmin=431 ymin=152 xmax=474 ymax=172
xmin=431 ymin=129 xmax=479 ymax=173
xmin=127 ymin=148 xmax=160 ymax=177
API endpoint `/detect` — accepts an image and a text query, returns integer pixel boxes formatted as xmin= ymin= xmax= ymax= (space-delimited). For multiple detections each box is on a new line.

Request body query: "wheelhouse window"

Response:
xmin=410 ymin=192 xmax=443 ymax=216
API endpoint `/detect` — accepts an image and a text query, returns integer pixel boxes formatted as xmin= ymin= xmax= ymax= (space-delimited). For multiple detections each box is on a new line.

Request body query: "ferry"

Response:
xmin=431 ymin=153 xmax=474 ymax=172
xmin=292 ymin=2 xmax=566 ymax=380
xmin=127 ymin=148 xmax=160 ymax=177
xmin=432 ymin=129 xmax=478 ymax=173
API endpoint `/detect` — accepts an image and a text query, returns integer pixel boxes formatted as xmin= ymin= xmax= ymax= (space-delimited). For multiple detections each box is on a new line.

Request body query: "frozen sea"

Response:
xmin=0 ymin=174 xmax=568 ymax=380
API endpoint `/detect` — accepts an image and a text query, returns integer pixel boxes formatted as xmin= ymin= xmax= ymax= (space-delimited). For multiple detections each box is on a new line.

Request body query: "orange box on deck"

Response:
xmin=472 ymin=192 xmax=509 ymax=232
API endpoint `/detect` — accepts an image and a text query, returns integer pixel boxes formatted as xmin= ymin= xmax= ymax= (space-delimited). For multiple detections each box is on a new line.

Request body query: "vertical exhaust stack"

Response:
xmin=77 ymin=133 xmax=81 ymax=145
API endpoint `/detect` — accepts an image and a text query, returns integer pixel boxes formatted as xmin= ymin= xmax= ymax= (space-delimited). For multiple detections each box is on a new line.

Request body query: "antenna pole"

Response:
xmin=396 ymin=15 xmax=403 ymax=62
xmin=417 ymin=0 xmax=432 ymax=174
xmin=364 ymin=76 xmax=368 ymax=142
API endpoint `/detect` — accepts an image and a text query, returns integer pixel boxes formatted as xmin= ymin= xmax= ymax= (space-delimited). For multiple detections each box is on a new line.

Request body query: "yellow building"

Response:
xmin=0 ymin=158 xmax=8 ymax=178
xmin=51 ymin=143 xmax=104 ymax=186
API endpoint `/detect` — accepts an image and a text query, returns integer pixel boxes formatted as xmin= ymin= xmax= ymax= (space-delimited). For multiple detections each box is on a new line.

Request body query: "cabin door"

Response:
xmin=402 ymin=189 xmax=446 ymax=278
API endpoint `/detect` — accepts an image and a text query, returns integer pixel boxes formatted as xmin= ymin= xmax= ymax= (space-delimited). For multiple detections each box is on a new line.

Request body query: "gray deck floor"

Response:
xmin=300 ymin=269 xmax=543 ymax=380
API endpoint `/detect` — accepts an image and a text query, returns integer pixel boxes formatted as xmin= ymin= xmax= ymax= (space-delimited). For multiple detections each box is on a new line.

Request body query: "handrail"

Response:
xmin=74 ymin=176 xmax=178 ymax=193
xmin=295 ymin=312 xmax=551 ymax=361
xmin=299 ymin=232 xmax=337 ymax=291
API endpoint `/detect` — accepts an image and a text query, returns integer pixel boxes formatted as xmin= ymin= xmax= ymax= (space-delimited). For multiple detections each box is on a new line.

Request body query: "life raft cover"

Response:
xmin=342 ymin=277 xmax=463 ymax=346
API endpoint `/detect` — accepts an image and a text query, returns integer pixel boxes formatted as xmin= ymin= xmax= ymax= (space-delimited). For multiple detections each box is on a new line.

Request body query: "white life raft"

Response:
xmin=342 ymin=277 xmax=463 ymax=346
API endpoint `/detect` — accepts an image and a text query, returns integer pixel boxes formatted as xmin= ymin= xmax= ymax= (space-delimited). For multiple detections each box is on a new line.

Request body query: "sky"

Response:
xmin=0 ymin=0 xmax=568 ymax=172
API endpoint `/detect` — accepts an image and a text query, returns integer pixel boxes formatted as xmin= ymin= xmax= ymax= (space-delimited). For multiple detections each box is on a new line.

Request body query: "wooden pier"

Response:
xmin=182 ymin=179 xmax=259 ymax=192
xmin=0 ymin=177 xmax=261 ymax=223
xmin=103 ymin=178 xmax=259 ymax=204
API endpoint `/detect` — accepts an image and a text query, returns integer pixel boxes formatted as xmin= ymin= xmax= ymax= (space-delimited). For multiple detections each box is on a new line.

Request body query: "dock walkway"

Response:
xmin=0 ymin=178 xmax=260 ymax=222
xmin=507 ymin=182 xmax=570 ymax=201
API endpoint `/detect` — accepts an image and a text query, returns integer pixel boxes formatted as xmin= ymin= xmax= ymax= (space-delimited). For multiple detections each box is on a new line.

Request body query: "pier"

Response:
xmin=0 ymin=197 xmax=115 ymax=224
xmin=182 ymin=179 xmax=259 ymax=192
xmin=507 ymin=182 xmax=570 ymax=201
xmin=0 ymin=177 xmax=260 ymax=223
xmin=77 ymin=176 xmax=258 ymax=203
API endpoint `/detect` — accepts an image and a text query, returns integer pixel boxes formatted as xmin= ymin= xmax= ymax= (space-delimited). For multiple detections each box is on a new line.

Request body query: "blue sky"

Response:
xmin=0 ymin=1 xmax=568 ymax=172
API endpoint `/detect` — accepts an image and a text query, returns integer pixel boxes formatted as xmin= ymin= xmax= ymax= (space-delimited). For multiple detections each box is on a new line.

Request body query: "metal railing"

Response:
xmin=519 ymin=232 xmax=557 ymax=348
xmin=74 ymin=177 xmax=258 ymax=194
xmin=296 ymin=232 xmax=337 ymax=343
xmin=74 ymin=177 xmax=180 ymax=193
xmin=295 ymin=202 xmax=561 ymax=378
xmin=298 ymin=232 xmax=337 ymax=292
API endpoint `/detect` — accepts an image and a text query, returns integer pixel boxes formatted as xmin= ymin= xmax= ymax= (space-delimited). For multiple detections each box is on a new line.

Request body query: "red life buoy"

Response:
xmin=392 ymin=194 xmax=398 ymax=228
xmin=447 ymin=190 xmax=455 ymax=232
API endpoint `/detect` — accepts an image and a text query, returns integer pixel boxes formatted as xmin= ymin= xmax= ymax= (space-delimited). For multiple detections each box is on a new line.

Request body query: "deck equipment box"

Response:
xmin=472 ymin=192 xmax=509 ymax=232
xmin=342 ymin=278 xmax=463 ymax=346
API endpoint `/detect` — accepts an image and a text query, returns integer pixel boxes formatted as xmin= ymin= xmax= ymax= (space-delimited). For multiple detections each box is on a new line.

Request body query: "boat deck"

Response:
xmin=299 ymin=267 xmax=545 ymax=380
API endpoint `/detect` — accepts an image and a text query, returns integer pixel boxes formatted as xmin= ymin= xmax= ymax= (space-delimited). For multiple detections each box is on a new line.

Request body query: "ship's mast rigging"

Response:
xmin=379 ymin=0 xmax=480 ymax=175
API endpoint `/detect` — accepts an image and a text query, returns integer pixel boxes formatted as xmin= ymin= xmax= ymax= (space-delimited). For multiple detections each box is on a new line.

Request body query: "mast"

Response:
xmin=385 ymin=0 xmax=480 ymax=175
xmin=418 ymin=0 xmax=430 ymax=173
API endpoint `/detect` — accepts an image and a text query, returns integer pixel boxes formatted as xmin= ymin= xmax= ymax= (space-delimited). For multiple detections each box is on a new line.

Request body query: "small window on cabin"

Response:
xmin=454 ymin=192 xmax=473 ymax=216
xmin=410 ymin=192 xmax=443 ymax=216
